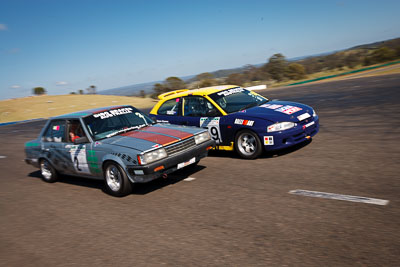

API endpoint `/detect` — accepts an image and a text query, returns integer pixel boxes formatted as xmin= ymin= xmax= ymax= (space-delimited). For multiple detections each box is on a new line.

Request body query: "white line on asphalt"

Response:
xmin=0 ymin=156 xmax=6 ymax=159
xmin=183 ymin=177 xmax=196 ymax=182
xmin=289 ymin=189 xmax=389 ymax=206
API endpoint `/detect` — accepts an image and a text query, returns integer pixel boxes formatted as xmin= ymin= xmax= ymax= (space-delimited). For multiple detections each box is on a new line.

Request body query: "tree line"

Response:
xmin=32 ymin=85 xmax=97 ymax=96
xmin=151 ymin=41 xmax=400 ymax=98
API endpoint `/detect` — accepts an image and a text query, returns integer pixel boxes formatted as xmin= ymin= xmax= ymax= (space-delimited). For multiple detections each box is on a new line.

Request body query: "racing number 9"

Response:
xmin=208 ymin=126 xmax=221 ymax=144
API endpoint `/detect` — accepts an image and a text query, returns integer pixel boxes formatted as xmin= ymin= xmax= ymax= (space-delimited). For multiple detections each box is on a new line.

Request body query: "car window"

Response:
xmin=84 ymin=106 xmax=154 ymax=141
xmin=158 ymin=98 xmax=181 ymax=115
xmin=183 ymin=96 xmax=221 ymax=117
xmin=67 ymin=120 xmax=86 ymax=143
xmin=209 ymin=87 xmax=268 ymax=114
xmin=42 ymin=120 xmax=66 ymax=142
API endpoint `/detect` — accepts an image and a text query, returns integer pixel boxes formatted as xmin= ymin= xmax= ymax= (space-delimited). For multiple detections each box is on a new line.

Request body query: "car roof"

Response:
xmin=157 ymin=85 xmax=240 ymax=101
xmin=51 ymin=105 xmax=132 ymax=119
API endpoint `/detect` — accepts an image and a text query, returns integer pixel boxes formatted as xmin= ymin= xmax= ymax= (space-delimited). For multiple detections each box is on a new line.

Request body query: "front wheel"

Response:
xmin=40 ymin=159 xmax=58 ymax=183
xmin=104 ymin=162 xmax=132 ymax=197
xmin=235 ymin=130 xmax=262 ymax=159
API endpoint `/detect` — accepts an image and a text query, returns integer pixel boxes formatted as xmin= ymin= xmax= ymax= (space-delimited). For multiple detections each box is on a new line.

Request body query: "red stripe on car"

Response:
xmin=142 ymin=126 xmax=193 ymax=139
xmin=121 ymin=131 xmax=179 ymax=146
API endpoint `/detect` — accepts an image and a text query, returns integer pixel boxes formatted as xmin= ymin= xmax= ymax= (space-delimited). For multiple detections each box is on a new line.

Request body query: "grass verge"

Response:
xmin=0 ymin=94 xmax=156 ymax=123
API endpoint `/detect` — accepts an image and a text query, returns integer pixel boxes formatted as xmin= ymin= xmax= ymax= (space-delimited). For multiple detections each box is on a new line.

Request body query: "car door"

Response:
xmin=41 ymin=120 xmax=69 ymax=173
xmin=62 ymin=119 xmax=92 ymax=176
xmin=153 ymin=97 xmax=183 ymax=125
xmin=182 ymin=96 xmax=224 ymax=145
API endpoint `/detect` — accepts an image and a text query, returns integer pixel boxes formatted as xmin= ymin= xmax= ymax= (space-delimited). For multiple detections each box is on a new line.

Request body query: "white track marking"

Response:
xmin=289 ymin=189 xmax=389 ymax=206
xmin=0 ymin=156 xmax=6 ymax=159
xmin=183 ymin=177 xmax=196 ymax=182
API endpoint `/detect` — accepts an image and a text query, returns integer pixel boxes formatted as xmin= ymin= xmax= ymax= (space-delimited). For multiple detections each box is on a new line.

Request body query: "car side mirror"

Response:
xmin=74 ymin=136 xmax=89 ymax=144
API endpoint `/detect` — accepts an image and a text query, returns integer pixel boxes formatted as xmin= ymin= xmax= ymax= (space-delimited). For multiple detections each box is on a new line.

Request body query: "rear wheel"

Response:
xmin=104 ymin=162 xmax=132 ymax=197
xmin=235 ymin=130 xmax=262 ymax=159
xmin=40 ymin=159 xmax=58 ymax=183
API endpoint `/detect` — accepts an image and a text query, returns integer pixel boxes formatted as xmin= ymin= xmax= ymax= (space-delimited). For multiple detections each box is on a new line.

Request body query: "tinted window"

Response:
xmin=83 ymin=106 xmax=154 ymax=140
xmin=183 ymin=96 xmax=220 ymax=117
xmin=209 ymin=87 xmax=268 ymax=114
xmin=158 ymin=98 xmax=181 ymax=115
xmin=43 ymin=120 xmax=66 ymax=142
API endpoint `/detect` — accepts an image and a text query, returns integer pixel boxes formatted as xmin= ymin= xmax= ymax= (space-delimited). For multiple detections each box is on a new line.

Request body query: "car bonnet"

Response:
xmin=238 ymin=100 xmax=315 ymax=123
xmin=101 ymin=124 xmax=199 ymax=151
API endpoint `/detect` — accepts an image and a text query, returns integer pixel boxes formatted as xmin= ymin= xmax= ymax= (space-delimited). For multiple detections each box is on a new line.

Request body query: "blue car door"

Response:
xmin=182 ymin=96 xmax=224 ymax=145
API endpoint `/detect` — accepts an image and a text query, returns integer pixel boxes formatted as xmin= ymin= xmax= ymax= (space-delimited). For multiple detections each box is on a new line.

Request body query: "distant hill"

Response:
xmin=98 ymin=37 xmax=400 ymax=96
xmin=348 ymin=37 xmax=400 ymax=50
xmin=99 ymin=81 xmax=160 ymax=96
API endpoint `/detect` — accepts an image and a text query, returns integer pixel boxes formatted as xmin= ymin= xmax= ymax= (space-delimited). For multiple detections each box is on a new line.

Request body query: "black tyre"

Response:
xmin=40 ymin=159 xmax=58 ymax=183
xmin=235 ymin=130 xmax=263 ymax=159
xmin=104 ymin=162 xmax=132 ymax=197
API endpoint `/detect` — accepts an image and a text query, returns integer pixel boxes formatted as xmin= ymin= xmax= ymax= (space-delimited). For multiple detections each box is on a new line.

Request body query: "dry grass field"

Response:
xmin=0 ymin=94 xmax=157 ymax=123
xmin=2 ymin=63 xmax=399 ymax=124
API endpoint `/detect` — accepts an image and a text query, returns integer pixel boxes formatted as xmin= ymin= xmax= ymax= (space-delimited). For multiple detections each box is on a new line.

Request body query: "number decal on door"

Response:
xmin=69 ymin=145 xmax=91 ymax=174
xmin=200 ymin=117 xmax=222 ymax=144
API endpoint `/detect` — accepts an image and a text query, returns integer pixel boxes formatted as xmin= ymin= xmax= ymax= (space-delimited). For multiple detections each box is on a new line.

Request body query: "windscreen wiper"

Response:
xmin=239 ymin=102 xmax=258 ymax=111
xmin=106 ymin=125 xmax=145 ymax=138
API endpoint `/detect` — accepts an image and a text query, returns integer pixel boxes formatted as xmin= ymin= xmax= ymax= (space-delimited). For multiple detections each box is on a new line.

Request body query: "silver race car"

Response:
xmin=25 ymin=105 xmax=215 ymax=197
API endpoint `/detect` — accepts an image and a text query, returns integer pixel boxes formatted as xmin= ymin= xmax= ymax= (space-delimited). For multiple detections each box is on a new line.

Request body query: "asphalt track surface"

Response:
xmin=1 ymin=74 xmax=399 ymax=266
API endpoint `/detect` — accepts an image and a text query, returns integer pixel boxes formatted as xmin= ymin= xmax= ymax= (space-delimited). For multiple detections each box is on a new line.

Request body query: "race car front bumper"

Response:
xmin=126 ymin=139 xmax=215 ymax=183
xmin=263 ymin=117 xmax=319 ymax=151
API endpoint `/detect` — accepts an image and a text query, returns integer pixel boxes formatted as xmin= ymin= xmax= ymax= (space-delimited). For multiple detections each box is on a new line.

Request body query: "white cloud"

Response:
xmin=56 ymin=81 xmax=68 ymax=86
xmin=0 ymin=24 xmax=7 ymax=31
xmin=10 ymin=85 xmax=21 ymax=89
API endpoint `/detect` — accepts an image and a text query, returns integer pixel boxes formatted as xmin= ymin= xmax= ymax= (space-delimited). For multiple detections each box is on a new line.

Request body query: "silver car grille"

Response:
xmin=165 ymin=137 xmax=196 ymax=156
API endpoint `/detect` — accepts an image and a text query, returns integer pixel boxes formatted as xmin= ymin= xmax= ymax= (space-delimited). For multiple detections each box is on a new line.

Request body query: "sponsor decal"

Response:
xmin=217 ymin=87 xmax=244 ymax=96
xmin=52 ymin=125 xmax=60 ymax=131
xmin=260 ymin=104 xmax=283 ymax=109
xmin=234 ymin=118 xmax=254 ymax=126
xmin=275 ymin=105 xmax=302 ymax=115
xmin=264 ymin=136 xmax=274 ymax=145
xmin=166 ymin=110 xmax=176 ymax=115
xmin=69 ymin=145 xmax=91 ymax=174
xmin=297 ymin=113 xmax=311 ymax=121
xmin=93 ymin=107 xmax=133 ymax=119
xmin=134 ymin=170 xmax=144 ymax=175
xmin=177 ymin=157 xmax=196 ymax=169
xmin=156 ymin=120 xmax=169 ymax=123
xmin=305 ymin=121 xmax=315 ymax=128
xmin=200 ymin=117 xmax=222 ymax=144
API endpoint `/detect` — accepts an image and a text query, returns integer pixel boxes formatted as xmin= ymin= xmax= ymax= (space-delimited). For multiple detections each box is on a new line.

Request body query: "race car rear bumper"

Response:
xmin=126 ymin=139 xmax=215 ymax=183
xmin=25 ymin=158 xmax=40 ymax=168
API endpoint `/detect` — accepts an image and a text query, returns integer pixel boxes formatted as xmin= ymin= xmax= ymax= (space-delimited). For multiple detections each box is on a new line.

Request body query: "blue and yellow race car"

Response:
xmin=150 ymin=85 xmax=319 ymax=159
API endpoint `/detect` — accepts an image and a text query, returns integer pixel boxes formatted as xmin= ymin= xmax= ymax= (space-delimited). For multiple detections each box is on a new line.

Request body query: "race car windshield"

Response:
xmin=209 ymin=87 xmax=269 ymax=114
xmin=83 ymin=107 xmax=154 ymax=140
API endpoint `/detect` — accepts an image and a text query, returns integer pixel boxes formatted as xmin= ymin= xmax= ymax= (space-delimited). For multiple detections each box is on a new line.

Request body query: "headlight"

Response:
xmin=138 ymin=148 xmax=167 ymax=165
xmin=312 ymin=109 xmax=317 ymax=117
xmin=267 ymin=122 xmax=296 ymax=132
xmin=194 ymin=131 xmax=211 ymax=144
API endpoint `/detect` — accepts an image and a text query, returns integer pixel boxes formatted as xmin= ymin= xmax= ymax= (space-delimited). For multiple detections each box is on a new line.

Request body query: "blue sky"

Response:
xmin=1 ymin=0 xmax=399 ymax=99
